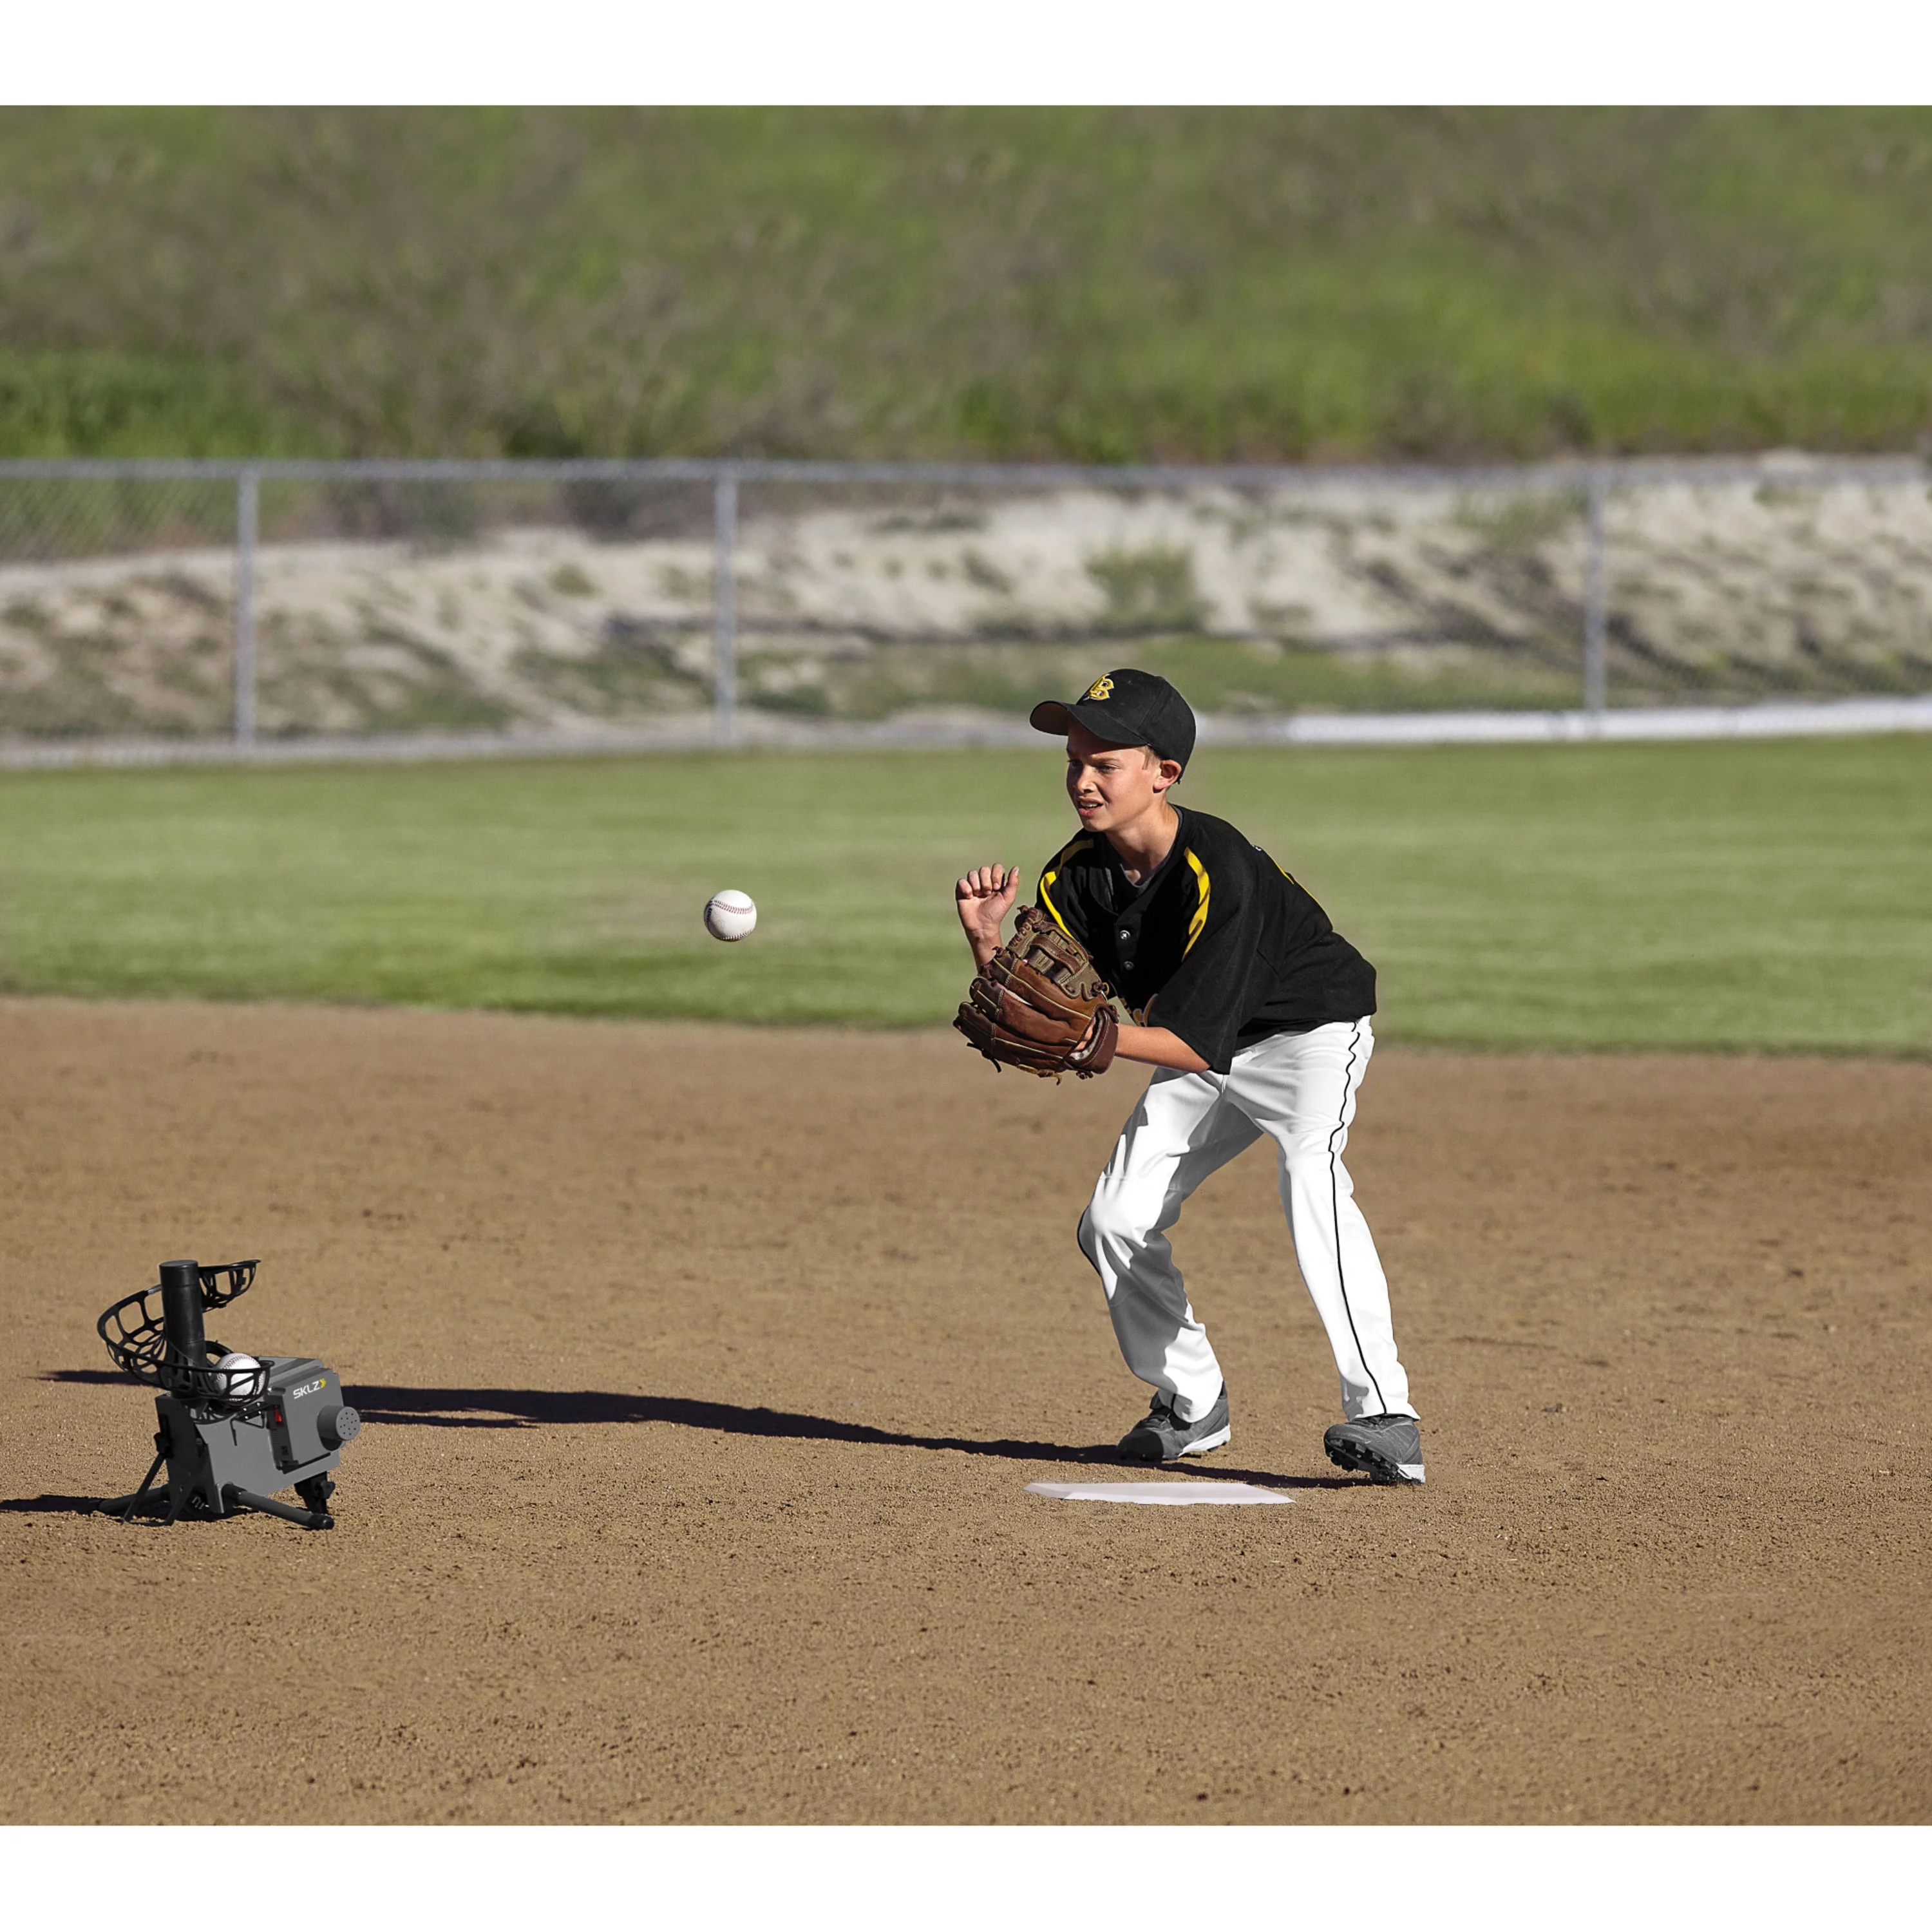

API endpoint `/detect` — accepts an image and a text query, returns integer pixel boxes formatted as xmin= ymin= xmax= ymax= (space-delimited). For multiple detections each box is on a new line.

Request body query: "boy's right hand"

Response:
xmin=955 ymin=864 xmax=1019 ymax=971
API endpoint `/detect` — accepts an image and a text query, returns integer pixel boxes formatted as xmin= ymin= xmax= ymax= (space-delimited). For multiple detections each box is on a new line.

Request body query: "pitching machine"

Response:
xmin=95 ymin=1258 xmax=361 ymax=1531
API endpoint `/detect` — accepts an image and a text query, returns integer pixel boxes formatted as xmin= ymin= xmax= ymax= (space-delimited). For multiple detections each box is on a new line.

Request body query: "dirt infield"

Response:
xmin=1 ymin=998 xmax=1927 ymax=1824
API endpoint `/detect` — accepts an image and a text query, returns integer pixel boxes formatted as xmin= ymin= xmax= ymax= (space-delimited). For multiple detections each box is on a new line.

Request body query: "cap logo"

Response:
xmin=1085 ymin=676 xmax=1114 ymax=701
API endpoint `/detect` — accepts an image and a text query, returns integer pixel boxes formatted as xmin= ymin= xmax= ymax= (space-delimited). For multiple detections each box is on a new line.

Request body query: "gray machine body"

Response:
xmin=155 ymin=1355 xmax=352 ymax=1519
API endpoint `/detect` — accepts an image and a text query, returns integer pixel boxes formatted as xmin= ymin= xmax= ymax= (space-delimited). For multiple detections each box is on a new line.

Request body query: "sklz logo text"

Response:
xmin=1086 ymin=676 xmax=1114 ymax=701
xmin=289 ymin=1378 xmax=325 ymax=1401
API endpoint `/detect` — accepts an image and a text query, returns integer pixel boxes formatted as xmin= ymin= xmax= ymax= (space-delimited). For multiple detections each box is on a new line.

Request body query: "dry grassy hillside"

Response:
xmin=2 ymin=108 xmax=1931 ymax=464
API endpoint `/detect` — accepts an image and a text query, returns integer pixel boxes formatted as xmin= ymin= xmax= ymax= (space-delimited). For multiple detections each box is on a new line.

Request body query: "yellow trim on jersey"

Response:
xmin=1183 ymin=849 xmax=1210 ymax=954
xmin=1037 ymin=836 xmax=1093 ymax=936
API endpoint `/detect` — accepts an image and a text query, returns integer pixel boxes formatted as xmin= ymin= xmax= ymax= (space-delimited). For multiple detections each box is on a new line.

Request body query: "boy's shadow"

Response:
xmin=24 ymin=1372 xmax=1357 ymax=1495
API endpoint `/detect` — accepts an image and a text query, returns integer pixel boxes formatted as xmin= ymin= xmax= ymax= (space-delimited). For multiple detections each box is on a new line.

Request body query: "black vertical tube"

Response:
xmin=157 ymin=1259 xmax=206 ymax=1392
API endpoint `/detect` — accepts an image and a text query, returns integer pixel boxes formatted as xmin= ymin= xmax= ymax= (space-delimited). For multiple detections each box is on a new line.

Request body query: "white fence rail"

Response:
xmin=1 ymin=454 xmax=1928 ymax=762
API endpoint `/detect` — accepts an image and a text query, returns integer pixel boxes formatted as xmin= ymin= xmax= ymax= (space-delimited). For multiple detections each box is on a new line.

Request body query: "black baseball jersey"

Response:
xmin=1034 ymin=806 xmax=1376 ymax=1075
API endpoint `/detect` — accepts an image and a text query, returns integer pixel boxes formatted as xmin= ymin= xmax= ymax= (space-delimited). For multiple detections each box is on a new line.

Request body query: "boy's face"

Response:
xmin=1064 ymin=720 xmax=1181 ymax=833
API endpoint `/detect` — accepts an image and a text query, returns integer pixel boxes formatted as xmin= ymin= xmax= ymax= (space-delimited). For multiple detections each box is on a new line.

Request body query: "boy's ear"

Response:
xmin=1152 ymin=757 xmax=1184 ymax=792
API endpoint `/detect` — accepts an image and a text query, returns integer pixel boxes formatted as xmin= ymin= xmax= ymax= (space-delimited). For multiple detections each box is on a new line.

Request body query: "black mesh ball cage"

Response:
xmin=97 ymin=1258 xmax=267 ymax=1408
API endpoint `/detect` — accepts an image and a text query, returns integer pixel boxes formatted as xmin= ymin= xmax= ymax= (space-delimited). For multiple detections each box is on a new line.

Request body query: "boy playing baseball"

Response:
xmin=954 ymin=668 xmax=1423 ymax=1483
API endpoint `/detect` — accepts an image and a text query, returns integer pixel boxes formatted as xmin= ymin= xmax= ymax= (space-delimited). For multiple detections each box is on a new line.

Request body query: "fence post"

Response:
xmin=1583 ymin=469 xmax=1607 ymax=717
xmin=713 ymin=470 xmax=738 ymax=748
xmin=234 ymin=466 xmax=260 ymax=748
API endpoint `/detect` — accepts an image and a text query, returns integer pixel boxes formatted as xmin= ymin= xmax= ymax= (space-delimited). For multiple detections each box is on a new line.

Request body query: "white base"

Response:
xmin=1025 ymin=1481 xmax=1292 ymax=1507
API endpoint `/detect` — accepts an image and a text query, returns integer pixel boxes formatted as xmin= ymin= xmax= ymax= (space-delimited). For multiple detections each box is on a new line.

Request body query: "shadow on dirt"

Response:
xmin=0 ymin=1492 xmax=192 ymax=1520
xmin=344 ymin=1384 xmax=1356 ymax=1490
xmin=33 ymin=1372 xmax=1358 ymax=1492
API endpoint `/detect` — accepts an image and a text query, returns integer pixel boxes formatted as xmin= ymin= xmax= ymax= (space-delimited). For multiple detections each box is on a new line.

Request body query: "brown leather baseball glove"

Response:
xmin=954 ymin=906 xmax=1120 ymax=1079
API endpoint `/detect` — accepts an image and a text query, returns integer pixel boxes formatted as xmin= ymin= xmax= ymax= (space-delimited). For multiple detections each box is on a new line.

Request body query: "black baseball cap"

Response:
xmin=1029 ymin=668 xmax=1197 ymax=769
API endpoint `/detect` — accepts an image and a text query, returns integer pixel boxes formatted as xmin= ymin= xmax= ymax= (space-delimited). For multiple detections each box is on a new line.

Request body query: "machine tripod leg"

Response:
xmin=296 ymin=1473 xmax=336 ymax=1519
xmin=98 ymin=1450 xmax=168 ymax=1522
xmin=221 ymin=1482 xmax=334 ymax=1531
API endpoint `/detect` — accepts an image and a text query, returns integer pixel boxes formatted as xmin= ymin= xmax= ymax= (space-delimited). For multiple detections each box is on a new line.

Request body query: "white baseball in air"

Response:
xmin=704 ymin=889 xmax=758 ymax=942
xmin=215 ymin=1351 xmax=265 ymax=1400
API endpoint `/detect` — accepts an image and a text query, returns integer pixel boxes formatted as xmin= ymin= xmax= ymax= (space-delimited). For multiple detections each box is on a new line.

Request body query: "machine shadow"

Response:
xmin=33 ymin=1372 xmax=1356 ymax=1491
xmin=0 ymin=1492 xmax=185 ymax=1520
xmin=0 ymin=1493 xmax=124 ymax=1515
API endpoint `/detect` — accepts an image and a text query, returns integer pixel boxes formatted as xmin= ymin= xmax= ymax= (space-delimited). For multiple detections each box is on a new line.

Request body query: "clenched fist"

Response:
xmin=955 ymin=863 xmax=1019 ymax=972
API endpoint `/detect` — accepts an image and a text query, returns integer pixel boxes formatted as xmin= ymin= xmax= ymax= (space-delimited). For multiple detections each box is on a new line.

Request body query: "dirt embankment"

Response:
xmin=5 ymin=477 xmax=1929 ymax=738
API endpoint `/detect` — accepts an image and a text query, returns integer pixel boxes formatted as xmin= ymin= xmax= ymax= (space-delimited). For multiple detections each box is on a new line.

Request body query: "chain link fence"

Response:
xmin=1 ymin=456 xmax=1929 ymax=762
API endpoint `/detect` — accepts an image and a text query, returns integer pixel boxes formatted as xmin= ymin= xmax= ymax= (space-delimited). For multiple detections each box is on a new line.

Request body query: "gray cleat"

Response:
xmin=1118 ymin=1383 xmax=1231 ymax=1463
xmin=1324 ymin=1412 xmax=1425 ymax=1486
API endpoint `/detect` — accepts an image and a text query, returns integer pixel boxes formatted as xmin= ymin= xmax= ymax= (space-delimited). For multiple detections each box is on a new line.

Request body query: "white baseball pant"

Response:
xmin=1077 ymin=1018 xmax=1415 ymax=1425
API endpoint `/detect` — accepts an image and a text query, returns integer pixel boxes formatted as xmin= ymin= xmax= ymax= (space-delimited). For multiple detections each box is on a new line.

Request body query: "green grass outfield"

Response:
xmin=0 ymin=736 xmax=1926 ymax=1054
